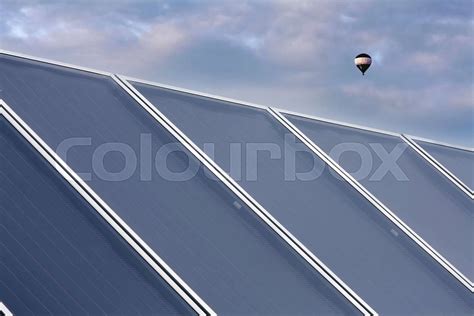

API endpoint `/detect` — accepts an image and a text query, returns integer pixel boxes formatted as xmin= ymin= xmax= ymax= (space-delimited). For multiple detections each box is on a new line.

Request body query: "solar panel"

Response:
xmin=414 ymin=139 xmax=473 ymax=191
xmin=0 ymin=53 xmax=359 ymax=314
xmin=130 ymin=80 xmax=474 ymax=314
xmin=284 ymin=113 xmax=474 ymax=283
xmin=0 ymin=115 xmax=195 ymax=315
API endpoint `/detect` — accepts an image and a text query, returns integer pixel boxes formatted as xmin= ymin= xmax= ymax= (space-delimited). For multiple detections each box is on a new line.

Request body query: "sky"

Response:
xmin=0 ymin=0 xmax=472 ymax=146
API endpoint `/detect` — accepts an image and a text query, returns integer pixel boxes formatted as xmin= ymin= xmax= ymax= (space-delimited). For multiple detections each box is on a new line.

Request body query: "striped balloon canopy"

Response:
xmin=354 ymin=53 xmax=372 ymax=75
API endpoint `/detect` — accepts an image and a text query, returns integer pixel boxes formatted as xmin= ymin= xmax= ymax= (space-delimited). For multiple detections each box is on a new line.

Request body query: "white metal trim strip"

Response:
xmin=114 ymin=75 xmax=377 ymax=316
xmin=268 ymin=107 xmax=474 ymax=292
xmin=121 ymin=75 xmax=268 ymax=110
xmin=401 ymin=135 xmax=473 ymax=198
xmin=0 ymin=100 xmax=212 ymax=316
xmin=0 ymin=302 xmax=13 ymax=316
xmin=278 ymin=109 xmax=400 ymax=138
xmin=0 ymin=49 xmax=110 ymax=77
xmin=408 ymin=135 xmax=473 ymax=153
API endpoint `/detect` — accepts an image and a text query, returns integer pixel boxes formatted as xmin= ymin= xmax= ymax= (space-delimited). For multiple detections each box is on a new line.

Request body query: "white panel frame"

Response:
xmin=0 ymin=100 xmax=212 ymax=316
xmin=0 ymin=48 xmax=111 ymax=76
xmin=277 ymin=109 xmax=401 ymax=137
xmin=406 ymin=135 xmax=473 ymax=153
xmin=0 ymin=302 xmax=13 ymax=316
xmin=121 ymin=75 xmax=268 ymax=110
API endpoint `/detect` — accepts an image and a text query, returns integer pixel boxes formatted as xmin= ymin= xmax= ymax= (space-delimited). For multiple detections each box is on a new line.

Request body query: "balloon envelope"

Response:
xmin=355 ymin=53 xmax=372 ymax=75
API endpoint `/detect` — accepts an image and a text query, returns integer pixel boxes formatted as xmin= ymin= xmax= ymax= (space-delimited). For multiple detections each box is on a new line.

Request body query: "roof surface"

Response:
xmin=0 ymin=50 xmax=473 ymax=315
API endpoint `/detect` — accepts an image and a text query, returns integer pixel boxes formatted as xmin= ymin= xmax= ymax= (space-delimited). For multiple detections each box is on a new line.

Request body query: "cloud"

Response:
xmin=342 ymin=82 xmax=472 ymax=113
xmin=0 ymin=2 xmax=193 ymax=73
xmin=407 ymin=52 xmax=446 ymax=72
xmin=0 ymin=0 xmax=472 ymax=145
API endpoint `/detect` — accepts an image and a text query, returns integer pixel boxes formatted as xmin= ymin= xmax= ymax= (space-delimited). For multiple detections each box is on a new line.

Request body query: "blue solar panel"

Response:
xmin=285 ymin=114 xmax=474 ymax=282
xmin=0 ymin=53 xmax=358 ymax=315
xmin=0 ymin=116 xmax=194 ymax=315
xmin=131 ymin=81 xmax=474 ymax=314
xmin=415 ymin=140 xmax=473 ymax=190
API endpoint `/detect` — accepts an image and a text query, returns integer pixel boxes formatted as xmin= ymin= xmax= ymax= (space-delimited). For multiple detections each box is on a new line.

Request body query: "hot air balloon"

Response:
xmin=354 ymin=53 xmax=371 ymax=75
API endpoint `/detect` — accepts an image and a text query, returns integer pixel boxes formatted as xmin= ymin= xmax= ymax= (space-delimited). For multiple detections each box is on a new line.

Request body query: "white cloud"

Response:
xmin=408 ymin=52 xmax=446 ymax=72
xmin=0 ymin=0 xmax=472 ymax=145
xmin=342 ymin=82 xmax=472 ymax=113
xmin=6 ymin=22 xmax=28 ymax=39
xmin=0 ymin=3 xmax=191 ymax=73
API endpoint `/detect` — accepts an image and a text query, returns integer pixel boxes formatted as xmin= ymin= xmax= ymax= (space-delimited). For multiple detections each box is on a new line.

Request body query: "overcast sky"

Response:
xmin=1 ymin=0 xmax=472 ymax=146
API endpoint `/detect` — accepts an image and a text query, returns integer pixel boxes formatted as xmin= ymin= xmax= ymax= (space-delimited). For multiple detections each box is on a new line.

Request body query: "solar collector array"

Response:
xmin=0 ymin=115 xmax=194 ymax=315
xmin=0 ymin=53 xmax=358 ymax=315
xmin=1 ymin=49 xmax=473 ymax=315
xmin=132 ymin=81 xmax=474 ymax=314
xmin=286 ymin=114 xmax=474 ymax=282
